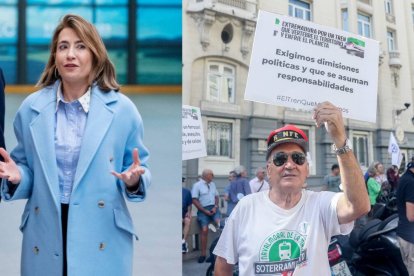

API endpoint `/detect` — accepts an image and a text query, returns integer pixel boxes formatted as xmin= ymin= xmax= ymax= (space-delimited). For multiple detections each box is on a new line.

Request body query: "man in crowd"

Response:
xmin=224 ymin=170 xmax=237 ymax=217
xmin=192 ymin=169 xmax=220 ymax=263
xmin=213 ymin=102 xmax=370 ymax=275
xmin=396 ymin=162 xmax=414 ymax=274
xmin=227 ymin=165 xmax=251 ymax=215
xmin=249 ymin=167 xmax=269 ymax=193
xmin=322 ymin=163 xmax=341 ymax=192
xmin=182 ymin=177 xmax=192 ymax=253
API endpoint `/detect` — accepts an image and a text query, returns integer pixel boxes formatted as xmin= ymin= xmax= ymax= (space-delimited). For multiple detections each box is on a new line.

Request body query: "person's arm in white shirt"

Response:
xmin=215 ymin=256 xmax=233 ymax=276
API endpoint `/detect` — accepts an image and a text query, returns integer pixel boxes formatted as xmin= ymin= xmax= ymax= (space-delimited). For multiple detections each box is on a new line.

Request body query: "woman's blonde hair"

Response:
xmin=36 ymin=14 xmax=120 ymax=92
xmin=367 ymin=161 xmax=380 ymax=177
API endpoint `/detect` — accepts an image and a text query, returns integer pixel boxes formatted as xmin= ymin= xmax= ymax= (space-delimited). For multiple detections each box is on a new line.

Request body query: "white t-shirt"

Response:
xmin=249 ymin=177 xmax=270 ymax=193
xmin=213 ymin=189 xmax=353 ymax=275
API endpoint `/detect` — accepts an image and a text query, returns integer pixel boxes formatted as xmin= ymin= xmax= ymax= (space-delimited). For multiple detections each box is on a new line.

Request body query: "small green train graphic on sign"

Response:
xmin=341 ymin=37 xmax=365 ymax=58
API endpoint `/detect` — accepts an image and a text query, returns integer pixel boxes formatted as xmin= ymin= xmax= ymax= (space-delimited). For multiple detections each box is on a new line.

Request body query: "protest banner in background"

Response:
xmin=388 ymin=132 xmax=403 ymax=168
xmin=182 ymin=105 xmax=207 ymax=160
xmin=245 ymin=10 xmax=380 ymax=123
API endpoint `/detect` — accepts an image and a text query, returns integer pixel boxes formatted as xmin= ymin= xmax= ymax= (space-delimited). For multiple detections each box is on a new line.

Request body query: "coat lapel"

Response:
xmin=29 ymin=84 xmax=60 ymax=210
xmin=72 ymin=86 xmax=117 ymax=192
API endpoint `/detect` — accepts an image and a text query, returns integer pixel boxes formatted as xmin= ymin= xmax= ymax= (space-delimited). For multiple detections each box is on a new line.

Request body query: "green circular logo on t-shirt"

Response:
xmin=259 ymin=230 xmax=306 ymax=262
xmin=269 ymin=240 xmax=301 ymax=261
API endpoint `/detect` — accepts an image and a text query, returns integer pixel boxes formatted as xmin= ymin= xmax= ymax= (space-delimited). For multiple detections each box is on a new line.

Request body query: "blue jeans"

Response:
xmin=197 ymin=205 xmax=221 ymax=227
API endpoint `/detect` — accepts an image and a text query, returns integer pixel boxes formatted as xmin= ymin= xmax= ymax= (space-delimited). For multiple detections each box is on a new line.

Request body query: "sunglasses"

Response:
xmin=272 ymin=151 xmax=306 ymax=167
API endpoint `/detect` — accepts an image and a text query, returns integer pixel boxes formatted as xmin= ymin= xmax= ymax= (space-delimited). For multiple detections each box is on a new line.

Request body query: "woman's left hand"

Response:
xmin=111 ymin=148 xmax=145 ymax=188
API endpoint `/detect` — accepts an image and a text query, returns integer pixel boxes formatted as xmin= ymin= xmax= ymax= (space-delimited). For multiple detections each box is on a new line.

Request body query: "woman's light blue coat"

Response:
xmin=1 ymin=81 xmax=151 ymax=276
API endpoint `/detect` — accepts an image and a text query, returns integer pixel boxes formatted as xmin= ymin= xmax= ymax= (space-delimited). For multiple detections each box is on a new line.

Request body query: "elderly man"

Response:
xmin=249 ymin=167 xmax=269 ymax=193
xmin=227 ymin=165 xmax=251 ymax=215
xmin=213 ymin=102 xmax=370 ymax=275
xmin=224 ymin=170 xmax=237 ymax=216
xmin=192 ymin=169 xmax=220 ymax=263
xmin=396 ymin=162 xmax=414 ymax=274
xmin=322 ymin=164 xmax=341 ymax=192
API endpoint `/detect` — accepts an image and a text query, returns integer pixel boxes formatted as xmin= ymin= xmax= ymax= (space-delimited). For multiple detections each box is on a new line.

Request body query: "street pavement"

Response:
xmin=0 ymin=93 xmax=182 ymax=276
xmin=183 ymin=256 xmax=211 ymax=276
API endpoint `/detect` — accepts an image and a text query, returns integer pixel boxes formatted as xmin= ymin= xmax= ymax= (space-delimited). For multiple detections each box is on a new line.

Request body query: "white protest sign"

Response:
xmin=245 ymin=10 xmax=379 ymax=123
xmin=182 ymin=105 xmax=207 ymax=160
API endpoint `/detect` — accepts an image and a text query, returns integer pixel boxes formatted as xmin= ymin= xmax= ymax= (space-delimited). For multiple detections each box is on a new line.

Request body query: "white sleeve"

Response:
xmin=191 ymin=183 xmax=199 ymax=199
xmin=213 ymin=206 xmax=240 ymax=264
xmin=327 ymin=192 xmax=354 ymax=236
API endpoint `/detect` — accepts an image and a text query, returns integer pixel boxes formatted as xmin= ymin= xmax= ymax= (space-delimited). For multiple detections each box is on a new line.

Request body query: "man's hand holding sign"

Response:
xmin=313 ymin=102 xmax=370 ymax=224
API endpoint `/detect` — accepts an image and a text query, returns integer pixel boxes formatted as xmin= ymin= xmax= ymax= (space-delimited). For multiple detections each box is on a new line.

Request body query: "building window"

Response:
xmin=136 ymin=0 xmax=181 ymax=84
xmin=221 ymin=24 xmax=233 ymax=44
xmin=342 ymin=9 xmax=349 ymax=32
xmin=387 ymin=30 xmax=396 ymax=51
xmin=217 ymin=0 xmax=246 ymax=9
xmin=357 ymin=13 xmax=372 ymax=38
xmin=207 ymin=62 xmax=235 ymax=104
xmin=0 ymin=0 xmax=181 ymax=85
xmin=207 ymin=121 xmax=232 ymax=157
xmin=352 ymin=133 xmax=369 ymax=168
xmin=26 ymin=1 xmax=129 ymax=84
xmin=288 ymin=0 xmax=311 ymax=21
xmin=384 ymin=0 xmax=393 ymax=15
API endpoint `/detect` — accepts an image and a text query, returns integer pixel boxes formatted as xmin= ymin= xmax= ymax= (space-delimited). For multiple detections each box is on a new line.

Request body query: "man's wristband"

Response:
xmin=332 ymin=138 xmax=352 ymax=155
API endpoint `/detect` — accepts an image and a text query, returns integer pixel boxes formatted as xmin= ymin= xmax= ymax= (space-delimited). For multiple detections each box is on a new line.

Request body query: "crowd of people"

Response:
xmin=182 ymin=165 xmax=270 ymax=263
xmin=363 ymin=161 xmax=399 ymax=208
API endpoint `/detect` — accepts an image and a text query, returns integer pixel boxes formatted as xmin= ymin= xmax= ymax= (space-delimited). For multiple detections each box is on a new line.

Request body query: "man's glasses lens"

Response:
xmin=273 ymin=152 xmax=306 ymax=166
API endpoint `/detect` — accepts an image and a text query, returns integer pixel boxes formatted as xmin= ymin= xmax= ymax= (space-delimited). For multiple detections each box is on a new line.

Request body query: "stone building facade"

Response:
xmin=183 ymin=0 xmax=414 ymax=190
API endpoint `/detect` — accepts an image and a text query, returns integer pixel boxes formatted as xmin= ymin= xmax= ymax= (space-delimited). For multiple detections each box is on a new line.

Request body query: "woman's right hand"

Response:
xmin=0 ymin=148 xmax=21 ymax=184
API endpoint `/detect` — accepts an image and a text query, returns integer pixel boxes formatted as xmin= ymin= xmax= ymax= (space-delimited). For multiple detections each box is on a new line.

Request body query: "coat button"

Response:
xmin=99 ymin=242 xmax=106 ymax=251
xmin=33 ymin=246 xmax=39 ymax=255
xmin=98 ymin=200 xmax=105 ymax=208
xmin=34 ymin=206 xmax=40 ymax=214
